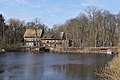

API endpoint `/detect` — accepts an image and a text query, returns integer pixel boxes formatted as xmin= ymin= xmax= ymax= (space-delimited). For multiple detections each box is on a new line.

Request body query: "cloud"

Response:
xmin=0 ymin=10 xmax=5 ymax=15
xmin=35 ymin=5 xmax=41 ymax=8
xmin=81 ymin=3 xmax=93 ymax=7
xmin=3 ymin=0 xmax=29 ymax=7
xmin=81 ymin=0 xmax=104 ymax=8
xmin=51 ymin=14 xmax=55 ymax=17
xmin=14 ymin=0 xmax=28 ymax=5
xmin=47 ymin=6 xmax=64 ymax=14
xmin=81 ymin=0 xmax=95 ymax=7
xmin=6 ymin=0 xmax=28 ymax=6
xmin=67 ymin=11 xmax=79 ymax=15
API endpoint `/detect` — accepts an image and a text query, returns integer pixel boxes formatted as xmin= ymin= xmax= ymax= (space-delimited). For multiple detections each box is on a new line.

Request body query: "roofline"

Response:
xmin=24 ymin=36 xmax=41 ymax=38
xmin=41 ymin=38 xmax=64 ymax=40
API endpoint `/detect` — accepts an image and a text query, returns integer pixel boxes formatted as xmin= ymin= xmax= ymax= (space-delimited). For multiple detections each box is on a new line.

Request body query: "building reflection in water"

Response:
xmin=0 ymin=52 xmax=114 ymax=80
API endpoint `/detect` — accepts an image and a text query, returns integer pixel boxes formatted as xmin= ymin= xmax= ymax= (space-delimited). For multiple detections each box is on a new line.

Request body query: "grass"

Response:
xmin=95 ymin=53 xmax=120 ymax=80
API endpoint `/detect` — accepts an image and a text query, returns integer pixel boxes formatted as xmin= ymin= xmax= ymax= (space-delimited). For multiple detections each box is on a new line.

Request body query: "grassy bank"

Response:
xmin=50 ymin=47 xmax=117 ymax=54
xmin=0 ymin=43 xmax=25 ymax=52
xmin=95 ymin=53 xmax=120 ymax=80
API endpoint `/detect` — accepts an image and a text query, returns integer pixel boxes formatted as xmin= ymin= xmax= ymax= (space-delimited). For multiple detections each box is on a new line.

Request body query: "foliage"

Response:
xmin=0 ymin=16 xmax=48 ymax=48
xmin=0 ymin=6 xmax=120 ymax=48
xmin=51 ymin=6 xmax=120 ymax=47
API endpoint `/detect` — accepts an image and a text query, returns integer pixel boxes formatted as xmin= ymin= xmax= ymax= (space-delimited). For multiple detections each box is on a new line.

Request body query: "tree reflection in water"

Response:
xmin=0 ymin=52 xmax=114 ymax=80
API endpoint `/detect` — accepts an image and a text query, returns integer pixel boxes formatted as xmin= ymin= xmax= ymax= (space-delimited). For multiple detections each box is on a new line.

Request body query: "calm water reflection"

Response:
xmin=0 ymin=52 xmax=114 ymax=80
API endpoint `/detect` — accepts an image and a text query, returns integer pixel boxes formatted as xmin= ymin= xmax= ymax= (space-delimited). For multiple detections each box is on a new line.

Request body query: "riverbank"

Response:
xmin=95 ymin=51 xmax=120 ymax=79
xmin=0 ymin=46 xmax=118 ymax=55
xmin=0 ymin=46 xmax=25 ymax=52
xmin=50 ymin=47 xmax=117 ymax=54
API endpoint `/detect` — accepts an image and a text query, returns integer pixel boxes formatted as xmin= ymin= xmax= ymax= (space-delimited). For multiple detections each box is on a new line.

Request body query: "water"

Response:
xmin=0 ymin=52 xmax=114 ymax=80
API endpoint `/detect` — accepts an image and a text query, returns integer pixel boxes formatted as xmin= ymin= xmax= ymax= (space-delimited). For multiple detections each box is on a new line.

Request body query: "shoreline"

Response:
xmin=0 ymin=46 xmax=118 ymax=54
xmin=49 ymin=47 xmax=118 ymax=54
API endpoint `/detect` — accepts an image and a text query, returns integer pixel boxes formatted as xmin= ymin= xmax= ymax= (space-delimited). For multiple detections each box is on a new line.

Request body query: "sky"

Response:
xmin=0 ymin=0 xmax=120 ymax=28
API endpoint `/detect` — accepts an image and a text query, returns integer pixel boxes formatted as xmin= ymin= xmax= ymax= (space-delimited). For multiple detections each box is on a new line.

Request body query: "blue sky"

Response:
xmin=0 ymin=0 xmax=120 ymax=28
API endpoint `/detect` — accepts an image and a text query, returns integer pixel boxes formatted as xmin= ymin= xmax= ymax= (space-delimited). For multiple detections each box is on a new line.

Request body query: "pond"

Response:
xmin=0 ymin=52 xmax=114 ymax=80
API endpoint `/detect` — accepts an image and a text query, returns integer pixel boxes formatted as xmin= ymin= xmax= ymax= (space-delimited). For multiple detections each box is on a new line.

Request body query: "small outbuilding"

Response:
xmin=41 ymin=32 xmax=66 ymax=47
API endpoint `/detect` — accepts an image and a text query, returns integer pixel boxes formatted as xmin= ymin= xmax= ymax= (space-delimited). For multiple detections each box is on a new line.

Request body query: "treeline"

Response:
xmin=0 ymin=6 xmax=120 ymax=48
xmin=0 ymin=15 xmax=47 ymax=48
xmin=51 ymin=6 xmax=120 ymax=47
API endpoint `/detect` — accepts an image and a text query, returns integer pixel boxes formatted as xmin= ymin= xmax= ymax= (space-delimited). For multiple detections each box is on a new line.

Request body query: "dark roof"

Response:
xmin=42 ymin=32 xmax=65 ymax=40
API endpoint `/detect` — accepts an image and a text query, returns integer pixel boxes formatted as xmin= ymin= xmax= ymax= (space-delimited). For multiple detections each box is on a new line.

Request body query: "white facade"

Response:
xmin=24 ymin=38 xmax=36 ymax=47
xmin=25 ymin=42 xmax=34 ymax=47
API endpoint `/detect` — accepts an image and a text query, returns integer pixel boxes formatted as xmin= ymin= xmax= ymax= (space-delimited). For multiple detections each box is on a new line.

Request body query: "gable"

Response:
xmin=24 ymin=28 xmax=43 ymax=38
